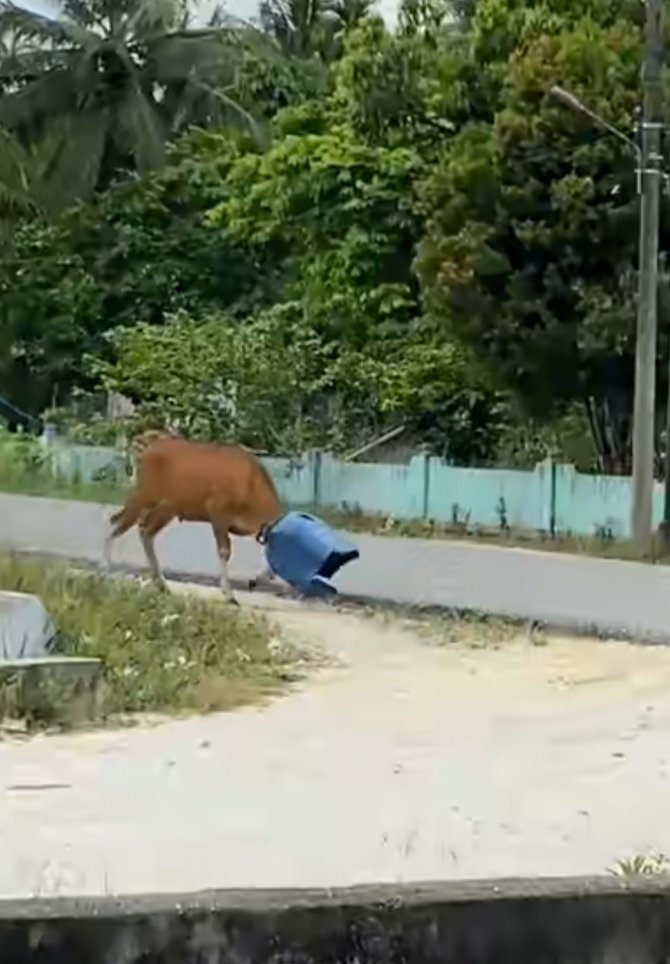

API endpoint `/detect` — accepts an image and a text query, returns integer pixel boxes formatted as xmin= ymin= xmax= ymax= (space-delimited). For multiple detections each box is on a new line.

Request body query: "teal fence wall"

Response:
xmin=48 ymin=443 xmax=127 ymax=484
xmin=43 ymin=442 xmax=667 ymax=540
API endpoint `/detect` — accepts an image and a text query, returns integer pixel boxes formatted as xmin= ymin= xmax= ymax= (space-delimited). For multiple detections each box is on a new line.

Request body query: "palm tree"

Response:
xmin=322 ymin=0 xmax=374 ymax=57
xmin=326 ymin=0 xmax=373 ymax=32
xmin=259 ymin=0 xmax=325 ymax=58
xmin=259 ymin=0 xmax=373 ymax=59
xmin=0 ymin=0 xmax=255 ymax=211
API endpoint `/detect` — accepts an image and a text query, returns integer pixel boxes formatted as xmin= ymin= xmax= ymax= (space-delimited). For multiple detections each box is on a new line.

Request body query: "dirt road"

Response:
xmin=2 ymin=589 xmax=670 ymax=897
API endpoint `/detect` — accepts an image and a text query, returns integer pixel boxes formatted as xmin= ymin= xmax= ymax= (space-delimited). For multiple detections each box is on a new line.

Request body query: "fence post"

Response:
xmin=311 ymin=450 xmax=322 ymax=507
xmin=422 ymin=450 xmax=431 ymax=519
xmin=549 ymin=457 xmax=557 ymax=537
xmin=535 ymin=457 xmax=556 ymax=535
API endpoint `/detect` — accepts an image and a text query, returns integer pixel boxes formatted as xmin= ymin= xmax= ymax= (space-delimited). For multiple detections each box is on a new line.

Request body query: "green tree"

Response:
xmin=415 ymin=10 xmax=655 ymax=469
xmin=210 ymin=125 xmax=422 ymax=346
xmin=0 ymin=219 xmax=104 ymax=412
xmin=0 ymin=0 xmax=258 ymax=209
xmin=95 ymin=307 xmax=504 ymax=458
xmin=0 ymin=4 xmax=519 ymax=464
xmin=95 ymin=308 xmax=334 ymax=451
xmin=259 ymin=0 xmax=373 ymax=60
xmin=0 ymin=130 xmax=271 ymax=410
xmin=204 ymin=117 xmax=505 ymax=456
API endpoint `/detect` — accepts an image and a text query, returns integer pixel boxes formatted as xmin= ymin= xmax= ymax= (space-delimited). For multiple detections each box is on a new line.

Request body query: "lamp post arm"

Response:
xmin=549 ymin=86 xmax=641 ymax=162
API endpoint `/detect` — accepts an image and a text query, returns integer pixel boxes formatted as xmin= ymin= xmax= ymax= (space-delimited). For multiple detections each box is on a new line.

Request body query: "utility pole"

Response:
xmin=631 ymin=0 xmax=664 ymax=549
xmin=659 ymin=255 xmax=670 ymax=541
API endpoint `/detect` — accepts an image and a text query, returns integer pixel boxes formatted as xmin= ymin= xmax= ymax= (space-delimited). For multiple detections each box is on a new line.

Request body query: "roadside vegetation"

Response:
xmin=609 ymin=854 xmax=670 ymax=879
xmin=0 ymin=0 xmax=660 ymax=475
xmin=0 ymin=553 xmax=301 ymax=729
xmin=352 ymin=601 xmax=523 ymax=649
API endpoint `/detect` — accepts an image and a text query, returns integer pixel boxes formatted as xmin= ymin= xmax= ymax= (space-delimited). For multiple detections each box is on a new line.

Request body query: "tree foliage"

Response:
xmin=0 ymin=0 xmax=273 ymax=209
xmin=0 ymin=0 xmax=663 ymax=468
xmin=416 ymin=6 xmax=655 ymax=469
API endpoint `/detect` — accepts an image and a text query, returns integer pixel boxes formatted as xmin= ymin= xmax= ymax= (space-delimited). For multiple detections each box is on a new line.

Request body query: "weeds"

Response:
xmin=0 ymin=554 xmax=301 ymax=725
xmin=348 ymin=601 xmax=521 ymax=649
xmin=608 ymin=853 xmax=670 ymax=879
xmin=318 ymin=506 xmax=670 ymax=565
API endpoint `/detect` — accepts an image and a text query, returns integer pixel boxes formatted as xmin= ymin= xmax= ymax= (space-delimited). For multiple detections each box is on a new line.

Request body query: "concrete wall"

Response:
xmin=43 ymin=442 xmax=667 ymax=539
xmin=0 ymin=877 xmax=668 ymax=964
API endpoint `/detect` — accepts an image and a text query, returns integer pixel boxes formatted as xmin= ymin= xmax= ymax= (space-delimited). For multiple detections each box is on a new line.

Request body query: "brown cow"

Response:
xmin=104 ymin=432 xmax=281 ymax=602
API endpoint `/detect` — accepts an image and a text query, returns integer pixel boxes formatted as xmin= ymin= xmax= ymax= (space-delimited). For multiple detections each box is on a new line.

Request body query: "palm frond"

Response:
xmin=0 ymin=126 xmax=45 ymax=232
xmin=0 ymin=2 xmax=100 ymax=50
xmin=0 ymin=47 xmax=59 ymax=87
xmin=144 ymin=31 xmax=234 ymax=82
xmin=259 ymin=0 xmax=328 ymax=55
xmin=173 ymin=77 xmax=258 ymax=135
xmin=0 ymin=2 xmax=68 ymax=45
xmin=0 ymin=67 xmax=82 ymax=131
xmin=324 ymin=0 xmax=374 ymax=26
xmin=62 ymin=0 xmax=98 ymax=29
xmin=35 ymin=109 xmax=109 ymax=212
xmin=0 ymin=0 xmax=266 ymax=206
xmin=114 ymin=85 xmax=166 ymax=172
xmin=124 ymin=0 xmax=185 ymax=39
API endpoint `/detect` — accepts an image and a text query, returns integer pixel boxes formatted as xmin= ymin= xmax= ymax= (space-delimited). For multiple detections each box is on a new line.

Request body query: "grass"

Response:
xmin=0 ymin=553 xmax=302 ymax=728
xmin=347 ymin=600 xmax=523 ymax=649
xmin=608 ymin=853 xmax=670 ymax=879
xmin=0 ymin=471 xmax=125 ymax=505
xmin=319 ymin=506 xmax=670 ymax=565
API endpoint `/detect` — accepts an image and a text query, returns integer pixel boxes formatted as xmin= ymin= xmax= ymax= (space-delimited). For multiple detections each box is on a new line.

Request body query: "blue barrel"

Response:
xmin=264 ymin=512 xmax=359 ymax=598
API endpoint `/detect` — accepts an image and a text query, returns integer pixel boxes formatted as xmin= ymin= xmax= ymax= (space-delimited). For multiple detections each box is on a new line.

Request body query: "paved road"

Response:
xmin=2 ymin=492 xmax=670 ymax=642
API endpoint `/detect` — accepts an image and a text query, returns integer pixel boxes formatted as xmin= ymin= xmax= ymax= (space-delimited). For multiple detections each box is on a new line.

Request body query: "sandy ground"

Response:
xmin=2 ymin=586 xmax=670 ymax=898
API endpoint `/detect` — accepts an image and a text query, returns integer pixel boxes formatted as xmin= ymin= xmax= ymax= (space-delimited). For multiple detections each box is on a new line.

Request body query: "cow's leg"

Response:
xmin=248 ymin=565 xmax=276 ymax=591
xmin=138 ymin=502 xmax=175 ymax=590
xmin=211 ymin=521 xmax=238 ymax=605
xmin=103 ymin=497 xmax=143 ymax=574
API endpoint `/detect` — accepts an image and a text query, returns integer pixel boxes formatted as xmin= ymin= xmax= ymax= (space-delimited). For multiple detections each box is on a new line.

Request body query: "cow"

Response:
xmin=104 ymin=432 xmax=280 ymax=603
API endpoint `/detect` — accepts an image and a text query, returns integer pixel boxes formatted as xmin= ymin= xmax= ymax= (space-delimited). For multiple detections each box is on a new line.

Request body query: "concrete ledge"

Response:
xmin=0 ymin=656 xmax=102 ymax=726
xmin=0 ymin=876 xmax=669 ymax=963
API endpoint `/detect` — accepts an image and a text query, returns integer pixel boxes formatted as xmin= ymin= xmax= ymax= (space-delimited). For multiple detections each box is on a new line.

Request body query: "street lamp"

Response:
xmin=549 ymin=86 xmax=642 ymax=164
xmin=549 ymin=55 xmax=664 ymax=551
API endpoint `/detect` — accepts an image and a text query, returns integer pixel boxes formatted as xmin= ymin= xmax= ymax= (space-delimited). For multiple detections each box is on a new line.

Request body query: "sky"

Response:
xmin=20 ymin=0 xmax=398 ymax=29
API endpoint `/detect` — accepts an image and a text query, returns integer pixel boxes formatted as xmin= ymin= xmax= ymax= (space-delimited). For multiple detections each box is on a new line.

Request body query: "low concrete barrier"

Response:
xmin=0 ymin=877 xmax=668 ymax=964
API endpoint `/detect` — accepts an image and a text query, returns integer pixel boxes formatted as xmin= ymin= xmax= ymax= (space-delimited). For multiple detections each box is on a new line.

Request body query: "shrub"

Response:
xmin=0 ymin=555 xmax=300 ymax=724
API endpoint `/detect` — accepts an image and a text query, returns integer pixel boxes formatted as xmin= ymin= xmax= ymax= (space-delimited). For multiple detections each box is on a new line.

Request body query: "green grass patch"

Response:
xmin=347 ymin=600 xmax=523 ymax=649
xmin=0 ymin=470 xmax=126 ymax=505
xmin=315 ymin=506 xmax=670 ymax=565
xmin=0 ymin=554 xmax=301 ymax=728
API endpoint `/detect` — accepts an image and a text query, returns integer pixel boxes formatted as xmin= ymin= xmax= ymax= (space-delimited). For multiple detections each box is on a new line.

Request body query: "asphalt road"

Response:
xmin=2 ymin=492 xmax=670 ymax=642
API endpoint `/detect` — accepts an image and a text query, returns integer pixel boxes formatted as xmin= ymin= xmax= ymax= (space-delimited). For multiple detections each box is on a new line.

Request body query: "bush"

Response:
xmin=0 ymin=428 xmax=49 ymax=488
xmin=0 ymin=425 xmax=129 ymax=502
xmin=0 ymin=555 xmax=300 ymax=724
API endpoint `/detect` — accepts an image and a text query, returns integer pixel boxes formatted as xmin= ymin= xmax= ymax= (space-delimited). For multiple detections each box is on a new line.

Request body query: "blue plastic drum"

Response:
xmin=263 ymin=512 xmax=359 ymax=598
